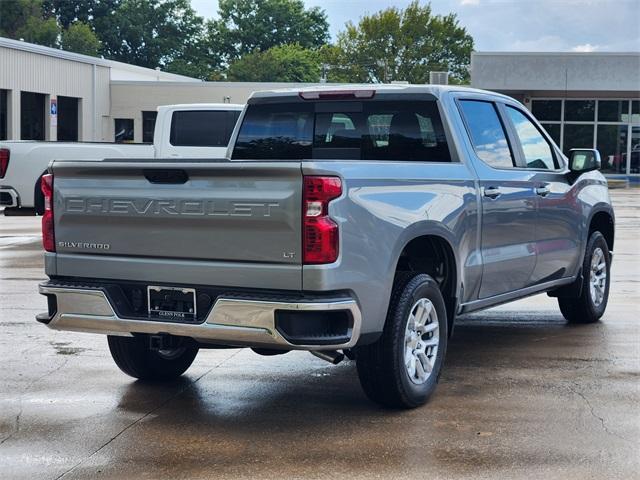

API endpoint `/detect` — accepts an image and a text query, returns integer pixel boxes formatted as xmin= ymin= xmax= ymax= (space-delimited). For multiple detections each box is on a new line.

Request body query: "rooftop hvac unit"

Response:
xmin=429 ymin=71 xmax=449 ymax=85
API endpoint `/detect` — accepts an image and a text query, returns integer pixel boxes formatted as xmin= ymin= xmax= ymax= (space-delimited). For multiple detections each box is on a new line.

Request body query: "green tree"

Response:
xmin=16 ymin=15 xmax=59 ymax=47
xmin=227 ymin=44 xmax=321 ymax=82
xmin=44 ymin=0 xmax=212 ymax=77
xmin=93 ymin=0 xmax=205 ymax=69
xmin=43 ymin=0 xmax=122 ymax=30
xmin=0 ymin=0 xmax=59 ymax=47
xmin=326 ymin=1 xmax=473 ymax=84
xmin=0 ymin=0 xmax=41 ymax=38
xmin=209 ymin=0 xmax=329 ymax=63
xmin=61 ymin=22 xmax=101 ymax=56
xmin=165 ymin=40 xmax=216 ymax=80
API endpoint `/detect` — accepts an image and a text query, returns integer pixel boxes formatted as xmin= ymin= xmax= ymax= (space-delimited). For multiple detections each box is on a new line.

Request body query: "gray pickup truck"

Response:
xmin=37 ymin=85 xmax=614 ymax=408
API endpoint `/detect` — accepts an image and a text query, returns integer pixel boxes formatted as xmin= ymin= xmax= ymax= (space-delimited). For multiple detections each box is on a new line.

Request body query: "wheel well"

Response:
xmin=395 ymin=235 xmax=457 ymax=335
xmin=589 ymin=211 xmax=614 ymax=252
xmin=33 ymin=171 xmax=47 ymax=215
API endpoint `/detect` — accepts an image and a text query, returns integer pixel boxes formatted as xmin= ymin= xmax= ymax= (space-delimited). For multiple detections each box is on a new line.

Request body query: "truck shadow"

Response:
xmin=106 ymin=311 xmax=613 ymax=475
xmin=116 ymin=308 xmax=606 ymax=418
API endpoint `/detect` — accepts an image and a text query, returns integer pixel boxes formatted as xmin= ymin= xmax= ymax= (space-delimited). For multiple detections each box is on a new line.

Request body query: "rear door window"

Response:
xmin=232 ymin=100 xmax=451 ymax=162
xmin=458 ymin=100 xmax=515 ymax=169
xmin=170 ymin=110 xmax=240 ymax=147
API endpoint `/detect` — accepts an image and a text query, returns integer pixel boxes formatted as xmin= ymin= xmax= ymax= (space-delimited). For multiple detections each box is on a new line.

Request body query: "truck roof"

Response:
xmin=249 ymin=84 xmax=512 ymax=102
xmin=157 ymin=103 xmax=244 ymax=112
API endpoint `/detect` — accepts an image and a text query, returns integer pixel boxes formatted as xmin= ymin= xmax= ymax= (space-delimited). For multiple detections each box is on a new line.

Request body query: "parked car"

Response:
xmin=0 ymin=103 xmax=242 ymax=214
xmin=36 ymin=85 xmax=614 ymax=408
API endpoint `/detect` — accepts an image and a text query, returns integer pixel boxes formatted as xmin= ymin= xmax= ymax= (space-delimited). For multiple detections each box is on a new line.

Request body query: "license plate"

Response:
xmin=147 ymin=286 xmax=196 ymax=321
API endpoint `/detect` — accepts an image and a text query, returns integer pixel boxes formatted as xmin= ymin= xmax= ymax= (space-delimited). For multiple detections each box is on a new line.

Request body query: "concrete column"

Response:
xmin=78 ymin=98 xmax=84 ymax=141
xmin=46 ymin=94 xmax=57 ymax=141
xmin=9 ymin=89 xmax=20 ymax=140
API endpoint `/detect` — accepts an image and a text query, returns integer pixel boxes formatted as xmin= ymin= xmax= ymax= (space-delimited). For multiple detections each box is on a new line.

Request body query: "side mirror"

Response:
xmin=569 ymin=149 xmax=601 ymax=173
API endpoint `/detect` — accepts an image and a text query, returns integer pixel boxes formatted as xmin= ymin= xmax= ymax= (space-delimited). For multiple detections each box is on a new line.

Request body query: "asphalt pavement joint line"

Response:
xmin=53 ymin=348 xmax=242 ymax=480
xmin=567 ymin=380 xmax=631 ymax=444
xmin=0 ymin=356 xmax=71 ymax=447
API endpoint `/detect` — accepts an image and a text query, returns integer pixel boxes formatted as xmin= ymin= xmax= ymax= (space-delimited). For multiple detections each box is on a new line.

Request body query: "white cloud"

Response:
xmin=460 ymin=0 xmax=480 ymax=5
xmin=572 ymin=43 xmax=600 ymax=52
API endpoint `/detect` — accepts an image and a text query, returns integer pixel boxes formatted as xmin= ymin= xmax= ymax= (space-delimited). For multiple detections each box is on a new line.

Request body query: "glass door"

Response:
xmin=630 ymin=126 xmax=640 ymax=174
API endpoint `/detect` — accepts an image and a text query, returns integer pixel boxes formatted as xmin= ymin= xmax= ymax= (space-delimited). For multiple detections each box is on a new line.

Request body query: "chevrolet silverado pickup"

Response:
xmin=36 ymin=85 xmax=615 ymax=408
xmin=0 ymin=103 xmax=242 ymax=214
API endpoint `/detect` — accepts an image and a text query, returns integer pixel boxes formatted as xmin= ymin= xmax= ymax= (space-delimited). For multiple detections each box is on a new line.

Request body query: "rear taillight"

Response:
xmin=0 ymin=149 xmax=9 ymax=178
xmin=303 ymin=176 xmax=342 ymax=264
xmin=41 ymin=174 xmax=55 ymax=252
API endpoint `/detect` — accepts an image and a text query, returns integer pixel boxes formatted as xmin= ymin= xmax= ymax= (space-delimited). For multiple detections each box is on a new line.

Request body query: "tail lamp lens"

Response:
xmin=303 ymin=176 xmax=342 ymax=264
xmin=0 ymin=149 xmax=9 ymax=178
xmin=41 ymin=174 xmax=55 ymax=252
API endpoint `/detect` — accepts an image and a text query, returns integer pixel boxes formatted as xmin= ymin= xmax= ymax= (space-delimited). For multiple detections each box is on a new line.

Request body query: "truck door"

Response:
xmin=457 ymin=99 xmax=537 ymax=299
xmin=502 ymin=105 xmax=582 ymax=283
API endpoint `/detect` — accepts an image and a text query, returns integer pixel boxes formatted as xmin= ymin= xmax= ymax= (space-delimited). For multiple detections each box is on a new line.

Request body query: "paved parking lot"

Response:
xmin=1 ymin=188 xmax=638 ymax=480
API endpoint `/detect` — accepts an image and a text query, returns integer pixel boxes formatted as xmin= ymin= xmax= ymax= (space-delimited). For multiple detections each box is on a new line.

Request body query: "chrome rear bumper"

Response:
xmin=38 ymin=283 xmax=362 ymax=350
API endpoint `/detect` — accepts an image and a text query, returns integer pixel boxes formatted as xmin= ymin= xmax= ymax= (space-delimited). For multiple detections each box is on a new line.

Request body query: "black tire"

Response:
xmin=107 ymin=335 xmax=199 ymax=381
xmin=356 ymin=272 xmax=448 ymax=409
xmin=558 ymin=231 xmax=611 ymax=324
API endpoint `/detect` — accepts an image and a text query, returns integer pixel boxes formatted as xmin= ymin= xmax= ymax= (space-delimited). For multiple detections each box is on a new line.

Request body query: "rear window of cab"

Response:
xmin=231 ymin=100 xmax=452 ymax=162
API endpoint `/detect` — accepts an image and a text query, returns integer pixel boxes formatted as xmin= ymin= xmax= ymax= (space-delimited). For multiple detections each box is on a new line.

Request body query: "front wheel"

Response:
xmin=356 ymin=272 xmax=448 ymax=409
xmin=558 ymin=231 xmax=611 ymax=324
xmin=107 ymin=335 xmax=199 ymax=381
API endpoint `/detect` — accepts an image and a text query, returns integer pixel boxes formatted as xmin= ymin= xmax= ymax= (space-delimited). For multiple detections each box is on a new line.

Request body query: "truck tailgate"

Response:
xmin=51 ymin=160 xmax=302 ymax=289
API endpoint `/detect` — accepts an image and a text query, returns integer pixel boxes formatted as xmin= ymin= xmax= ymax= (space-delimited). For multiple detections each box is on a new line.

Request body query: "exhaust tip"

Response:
xmin=310 ymin=350 xmax=345 ymax=365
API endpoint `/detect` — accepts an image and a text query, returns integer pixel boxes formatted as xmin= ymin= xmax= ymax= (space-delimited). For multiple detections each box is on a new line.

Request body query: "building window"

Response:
xmin=597 ymin=125 xmax=628 ymax=174
xmin=564 ymin=100 xmax=595 ymax=122
xmin=563 ymin=124 xmax=594 ymax=155
xmin=57 ymin=96 xmax=79 ymax=142
xmin=0 ymin=90 xmax=7 ymax=140
xmin=540 ymin=123 xmax=561 ymax=146
xmin=21 ymin=91 xmax=46 ymax=140
xmin=142 ymin=111 xmax=157 ymax=143
xmin=115 ymin=118 xmax=134 ymax=143
xmin=531 ymin=98 xmax=640 ymax=174
xmin=531 ymin=100 xmax=562 ymax=121
xmin=598 ymin=100 xmax=628 ymax=123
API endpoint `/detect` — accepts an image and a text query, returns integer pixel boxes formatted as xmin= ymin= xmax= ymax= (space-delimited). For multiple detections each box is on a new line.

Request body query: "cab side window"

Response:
xmin=459 ymin=100 xmax=515 ymax=169
xmin=505 ymin=106 xmax=557 ymax=170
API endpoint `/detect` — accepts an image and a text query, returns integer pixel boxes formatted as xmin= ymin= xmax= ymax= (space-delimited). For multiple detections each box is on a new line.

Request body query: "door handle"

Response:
xmin=144 ymin=169 xmax=189 ymax=184
xmin=483 ymin=186 xmax=501 ymax=199
xmin=535 ymin=185 xmax=550 ymax=197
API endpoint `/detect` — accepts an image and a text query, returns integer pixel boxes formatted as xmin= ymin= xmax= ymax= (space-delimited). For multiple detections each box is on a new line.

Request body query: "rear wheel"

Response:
xmin=558 ymin=231 xmax=611 ymax=324
xmin=107 ymin=335 xmax=199 ymax=380
xmin=356 ymin=272 xmax=448 ymax=408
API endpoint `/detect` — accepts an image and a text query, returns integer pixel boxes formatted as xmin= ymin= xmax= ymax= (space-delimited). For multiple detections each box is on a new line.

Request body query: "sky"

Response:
xmin=191 ymin=0 xmax=640 ymax=52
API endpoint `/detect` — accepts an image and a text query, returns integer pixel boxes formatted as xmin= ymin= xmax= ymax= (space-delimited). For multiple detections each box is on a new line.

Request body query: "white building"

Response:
xmin=0 ymin=36 xmax=200 ymax=143
xmin=0 ymin=36 xmax=317 ymax=144
xmin=471 ymin=52 xmax=640 ymax=176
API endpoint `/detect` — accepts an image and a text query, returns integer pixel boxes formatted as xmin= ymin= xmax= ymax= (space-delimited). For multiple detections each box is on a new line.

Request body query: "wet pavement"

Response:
xmin=1 ymin=189 xmax=639 ymax=480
